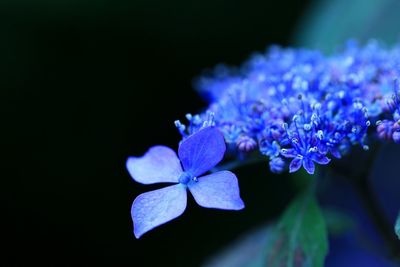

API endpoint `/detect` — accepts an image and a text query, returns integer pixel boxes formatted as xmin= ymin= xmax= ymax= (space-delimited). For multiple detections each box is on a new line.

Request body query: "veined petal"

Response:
xmin=289 ymin=157 xmax=303 ymax=173
xmin=188 ymin=171 xmax=244 ymax=210
xmin=127 ymin=146 xmax=182 ymax=184
xmin=303 ymin=157 xmax=315 ymax=174
xmin=178 ymin=127 xmax=226 ymax=177
xmin=132 ymin=184 xmax=187 ymax=238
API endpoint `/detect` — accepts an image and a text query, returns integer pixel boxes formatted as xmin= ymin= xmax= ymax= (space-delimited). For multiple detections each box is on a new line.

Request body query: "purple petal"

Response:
xmin=303 ymin=157 xmax=315 ymax=174
xmin=178 ymin=127 xmax=226 ymax=177
xmin=126 ymin=146 xmax=182 ymax=184
xmin=330 ymin=148 xmax=342 ymax=159
xmin=188 ymin=171 xmax=244 ymax=210
xmin=131 ymin=184 xmax=187 ymax=238
xmin=289 ymin=157 xmax=302 ymax=173
xmin=310 ymin=153 xmax=331 ymax=165
xmin=280 ymin=148 xmax=297 ymax=158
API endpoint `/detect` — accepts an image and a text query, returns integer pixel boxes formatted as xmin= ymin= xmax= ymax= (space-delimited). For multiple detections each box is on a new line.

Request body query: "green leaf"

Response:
xmin=203 ymin=225 xmax=274 ymax=267
xmin=264 ymin=191 xmax=328 ymax=267
xmin=203 ymin=190 xmax=328 ymax=267
xmin=396 ymin=213 xmax=400 ymax=240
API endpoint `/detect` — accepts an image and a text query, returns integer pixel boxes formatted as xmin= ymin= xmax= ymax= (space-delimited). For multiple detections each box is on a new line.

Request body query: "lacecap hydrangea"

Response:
xmin=128 ymin=40 xmax=400 ymax=237
xmin=176 ymin=40 xmax=400 ymax=175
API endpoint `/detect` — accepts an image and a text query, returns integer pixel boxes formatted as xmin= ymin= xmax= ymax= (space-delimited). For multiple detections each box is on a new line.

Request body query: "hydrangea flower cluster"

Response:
xmin=175 ymin=40 xmax=400 ymax=174
xmin=128 ymin=40 xmax=400 ymax=238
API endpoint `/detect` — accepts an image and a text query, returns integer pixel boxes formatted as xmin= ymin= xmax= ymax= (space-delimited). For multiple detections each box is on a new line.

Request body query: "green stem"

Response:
xmin=332 ymin=144 xmax=400 ymax=260
xmin=353 ymin=175 xmax=400 ymax=259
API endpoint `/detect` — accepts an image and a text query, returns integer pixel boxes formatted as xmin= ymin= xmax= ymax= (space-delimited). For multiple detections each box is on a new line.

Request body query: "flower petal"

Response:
xmin=131 ymin=184 xmax=187 ymax=238
xmin=310 ymin=153 xmax=331 ymax=165
xmin=289 ymin=157 xmax=303 ymax=173
xmin=330 ymin=148 xmax=342 ymax=159
xmin=126 ymin=146 xmax=182 ymax=184
xmin=188 ymin=171 xmax=244 ymax=210
xmin=280 ymin=148 xmax=297 ymax=158
xmin=178 ymin=127 xmax=226 ymax=177
xmin=303 ymin=157 xmax=315 ymax=174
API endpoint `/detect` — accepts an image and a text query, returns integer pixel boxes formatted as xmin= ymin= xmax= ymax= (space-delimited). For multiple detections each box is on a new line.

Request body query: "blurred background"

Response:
xmin=1 ymin=0 xmax=399 ymax=266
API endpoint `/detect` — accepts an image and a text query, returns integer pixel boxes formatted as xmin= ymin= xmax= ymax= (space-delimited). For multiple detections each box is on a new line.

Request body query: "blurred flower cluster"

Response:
xmin=175 ymin=40 xmax=400 ymax=174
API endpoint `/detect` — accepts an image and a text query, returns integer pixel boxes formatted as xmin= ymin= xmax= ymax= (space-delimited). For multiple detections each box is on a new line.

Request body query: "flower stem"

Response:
xmin=331 ymin=144 xmax=400 ymax=260
xmin=352 ymin=176 xmax=400 ymax=259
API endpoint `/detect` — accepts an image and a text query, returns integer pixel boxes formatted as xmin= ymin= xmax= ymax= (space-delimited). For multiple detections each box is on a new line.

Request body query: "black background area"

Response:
xmin=0 ymin=0 xmax=310 ymax=265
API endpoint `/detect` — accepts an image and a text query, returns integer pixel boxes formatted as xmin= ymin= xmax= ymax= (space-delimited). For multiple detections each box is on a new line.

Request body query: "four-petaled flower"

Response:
xmin=127 ymin=127 xmax=245 ymax=238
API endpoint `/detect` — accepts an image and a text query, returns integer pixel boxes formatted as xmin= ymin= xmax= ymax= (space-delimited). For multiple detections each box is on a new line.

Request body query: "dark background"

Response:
xmin=1 ymin=0 xmax=311 ymax=265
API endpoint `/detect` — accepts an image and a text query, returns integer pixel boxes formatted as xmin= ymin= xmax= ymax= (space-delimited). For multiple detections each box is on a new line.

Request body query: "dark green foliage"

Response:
xmin=264 ymin=191 xmax=328 ymax=267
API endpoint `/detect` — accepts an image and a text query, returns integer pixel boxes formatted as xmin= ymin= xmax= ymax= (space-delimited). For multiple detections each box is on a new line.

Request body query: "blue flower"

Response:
xmin=127 ymin=127 xmax=245 ymax=238
xmin=375 ymin=80 xmax=400 ymax=143
xmin=269 ymin=157 xmax=285 ymax=174
xmin=172 ymin=40 xmax=400 ymax=174
xmin=281 ymin=147 xmax=330 ymax=175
